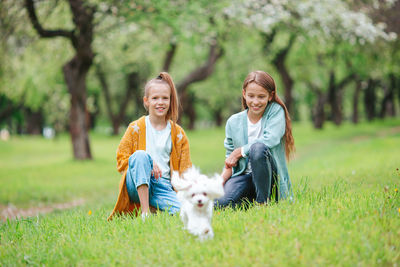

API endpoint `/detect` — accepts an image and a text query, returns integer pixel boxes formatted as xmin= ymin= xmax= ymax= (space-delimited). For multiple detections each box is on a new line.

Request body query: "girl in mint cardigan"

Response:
xmin=215 ymin=71 xmax=295 ymax=208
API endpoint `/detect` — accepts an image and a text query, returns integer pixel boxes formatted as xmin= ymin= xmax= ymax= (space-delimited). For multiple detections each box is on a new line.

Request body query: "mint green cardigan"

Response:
xmin=224 ymin=102 xmax=293 ymax=200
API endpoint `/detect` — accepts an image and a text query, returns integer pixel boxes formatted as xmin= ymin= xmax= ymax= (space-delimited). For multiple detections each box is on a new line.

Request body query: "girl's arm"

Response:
xmin=116 ymin=124 xmax=135 ymax=173
xmin=223 ymin=118 xmax=235 ymax=157
xmin=224 ymin=118 xmax=242 ymax=168
xmin=221 ymin=167 xmax=232 ymax=185
xmin=225 ymin=148 xmax=242 ymax=168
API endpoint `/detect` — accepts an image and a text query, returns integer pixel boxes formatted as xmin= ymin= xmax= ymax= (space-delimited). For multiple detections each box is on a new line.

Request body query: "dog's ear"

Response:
xmin=171 ymin=171 xmax=192 ymax=191
xmin=206 ymin=174 xmax=225 ymax=199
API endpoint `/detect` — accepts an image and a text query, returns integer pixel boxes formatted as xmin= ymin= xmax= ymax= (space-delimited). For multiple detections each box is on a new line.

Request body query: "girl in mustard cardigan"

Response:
xmin=108 ymin=72 xmax=192 ymax=220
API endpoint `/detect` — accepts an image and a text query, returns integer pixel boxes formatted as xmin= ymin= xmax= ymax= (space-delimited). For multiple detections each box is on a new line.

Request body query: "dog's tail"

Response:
xmin=207 ymin=174 xmax=225 ymax=199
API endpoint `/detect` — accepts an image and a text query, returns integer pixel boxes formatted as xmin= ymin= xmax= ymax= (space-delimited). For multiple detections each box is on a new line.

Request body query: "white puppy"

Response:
xmin=171 ymin=167 xmax=224 ymax=241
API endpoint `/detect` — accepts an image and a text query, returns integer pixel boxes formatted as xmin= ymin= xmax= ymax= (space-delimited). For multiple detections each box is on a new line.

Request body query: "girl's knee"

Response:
xmin=129 ymin=150 xmax=150 ymax=165
xmin=214 ymin=196 xmax=234 ymax=208
xmin=249 ymin=142 xmax=268 ymax=161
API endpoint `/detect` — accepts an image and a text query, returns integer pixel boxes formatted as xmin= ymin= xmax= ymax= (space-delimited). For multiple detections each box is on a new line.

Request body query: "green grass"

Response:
xmin=0 ymin=134 xmax=120 ymax=208
xmin=1 ymin=119 xmax=400 ymax=266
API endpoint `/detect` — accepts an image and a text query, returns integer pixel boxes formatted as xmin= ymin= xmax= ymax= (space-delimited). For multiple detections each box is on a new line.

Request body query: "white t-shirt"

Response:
xmin=145 ymin=116 xmax=172 ymax=179
xmin=243 ymin=116 xmax=262 ymax=174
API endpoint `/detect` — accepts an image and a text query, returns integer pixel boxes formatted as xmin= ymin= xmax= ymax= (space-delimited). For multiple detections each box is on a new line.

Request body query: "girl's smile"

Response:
xmin=143 ymin=84 xmax=171 ymax=120
xmin=243 ymin=82 xmax=272 ymax=121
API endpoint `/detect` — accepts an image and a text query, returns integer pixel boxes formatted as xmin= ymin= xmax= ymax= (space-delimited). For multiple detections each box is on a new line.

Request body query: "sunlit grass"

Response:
xmin=0 ymin=119 xmax=399 ymax=266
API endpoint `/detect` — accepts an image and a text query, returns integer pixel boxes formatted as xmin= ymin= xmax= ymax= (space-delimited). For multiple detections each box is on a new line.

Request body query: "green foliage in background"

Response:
xmin=1 ymin=0 xmax=398 ymax=133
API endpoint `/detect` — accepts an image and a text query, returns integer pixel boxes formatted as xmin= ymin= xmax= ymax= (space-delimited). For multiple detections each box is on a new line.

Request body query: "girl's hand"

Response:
xmin=151 ymin=162 xmax=162 ymax=179
xmin=225 ymin=148 xmax=242 ymax=168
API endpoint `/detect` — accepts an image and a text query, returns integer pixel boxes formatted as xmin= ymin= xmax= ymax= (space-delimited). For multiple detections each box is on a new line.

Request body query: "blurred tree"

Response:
xmin=0 ymin=1 xmax=29 ymax=132
xmin=25 ymin=0 xmax=95 ymax=159
xmin=114 ymin=0 xmax=228 ymax=129
xmin=176 ymin=34 xmax=224 ymax=129
xmin=225 ymin=0 xmax=396 ymax=127
xmin=0 ymin=94 xmax=25 ymax=128
xmin=352 ymin=79 xmax=362 ymax=124
xmin=370 ymin=0 xmax=400 ymax=118
xmin=2 ymin=0 xmax=397 ymax=136
xmin=95 ymin=64 xmax=144 ymax=135
xmin=87 ymin=6 xmax=154 ymax=135
xmin=364 ymin=78 xmax=380 ymax=120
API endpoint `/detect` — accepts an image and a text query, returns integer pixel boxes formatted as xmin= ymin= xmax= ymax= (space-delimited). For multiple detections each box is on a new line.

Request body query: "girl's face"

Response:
xmin=243 ymin=82 xmax=272 ymax=118
xmin=143 ymin=84 xmax=171 ymax=120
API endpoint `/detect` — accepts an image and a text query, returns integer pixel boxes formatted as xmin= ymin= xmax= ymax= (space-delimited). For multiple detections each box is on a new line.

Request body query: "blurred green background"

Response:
xmin=1 ymin=1 xmax=399 ymax=159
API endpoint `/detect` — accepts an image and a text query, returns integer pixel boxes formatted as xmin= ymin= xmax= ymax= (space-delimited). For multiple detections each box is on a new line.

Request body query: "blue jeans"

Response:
xmin=215 ymin=142 xmax=278 ymax=208
xmin=125 ymin=150 xmax=180 ymax=214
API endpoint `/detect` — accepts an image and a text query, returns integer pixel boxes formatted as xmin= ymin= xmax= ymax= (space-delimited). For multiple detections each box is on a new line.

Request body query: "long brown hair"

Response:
xmin=242 ymin=70 xmax=295 ymax=160
xmin=144 ymin=72 xmax=179 ymax=123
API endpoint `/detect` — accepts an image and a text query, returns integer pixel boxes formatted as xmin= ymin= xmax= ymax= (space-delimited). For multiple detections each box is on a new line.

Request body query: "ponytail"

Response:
xmin=144 ymin=72 xmax=179 ymax=123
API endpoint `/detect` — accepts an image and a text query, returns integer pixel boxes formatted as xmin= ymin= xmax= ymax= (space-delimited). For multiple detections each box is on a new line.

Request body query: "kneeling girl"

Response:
xmin=108 ymin=72 xmax=192 ymax=220
xmin=215 ymin=70 xmax=295 ymax=208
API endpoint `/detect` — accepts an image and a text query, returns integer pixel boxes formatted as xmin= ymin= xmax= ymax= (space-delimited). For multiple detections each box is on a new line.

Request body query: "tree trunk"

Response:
xmin=309 ymin=83 xmax=327 ymax=129
xmin=110 ymin=119 xmax=120 ymax=136
xmin=214 ymin=108 xmax=223 ymax=127
xmin=129 ymin=72 xmax=145 ymax=119
xmin=396 ymin=75 xmax=400 ymax=112
xmin=312 ymin=91 xmax=326 ymax=129
xmin=271 ymin=34 xmax=296 ymax=116
xmin=380 ymin=74 xmax=396 ymax=118
xmin=162 ymin=41 xmax=177 ymax=72
xmin=180 ymin=91 xmax=196 ymax=130
xmin=364 ymin=78 xmax=377 ymax=121
xmin=327 ymin=71 xmax=343 ymax=125
xmin=328 ymin=71 xmax=355 ymax=125
xmin=63 ymin=56 xmax=92 ymax=159
xmin=0 ymin=94 xmax=21 ymax=123
xmin=273 ymin=56 xmax=294 ymax=116
xmin=352 ymin=79 xmax=362 ymax=124
xmin=25 ymin=108 xmax=43 ymax=135
xmin=87 ymin=91 xmax=99 ymax=130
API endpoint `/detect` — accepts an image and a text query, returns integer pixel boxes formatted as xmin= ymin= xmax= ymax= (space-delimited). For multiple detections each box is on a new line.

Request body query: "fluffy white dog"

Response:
xmin=171 ymin=167 xmax=224 ymax=241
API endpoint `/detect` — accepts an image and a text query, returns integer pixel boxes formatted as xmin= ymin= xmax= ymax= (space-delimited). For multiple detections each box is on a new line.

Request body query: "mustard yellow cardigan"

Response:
xmin=108 ymin=116 xmax=192 ymax=220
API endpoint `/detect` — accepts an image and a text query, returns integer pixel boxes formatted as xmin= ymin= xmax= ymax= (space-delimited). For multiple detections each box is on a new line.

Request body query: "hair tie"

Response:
xmin=157 ymin=75 xmax=162 ymax=80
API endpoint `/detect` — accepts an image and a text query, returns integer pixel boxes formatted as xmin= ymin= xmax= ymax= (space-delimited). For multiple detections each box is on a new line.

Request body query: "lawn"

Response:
xmin=0 ymin=119 xmax=399 ymax=266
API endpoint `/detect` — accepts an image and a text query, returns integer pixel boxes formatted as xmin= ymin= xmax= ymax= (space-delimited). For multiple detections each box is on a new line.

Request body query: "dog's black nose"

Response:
xmin=198 ymin=200 xmax=202 ymax=203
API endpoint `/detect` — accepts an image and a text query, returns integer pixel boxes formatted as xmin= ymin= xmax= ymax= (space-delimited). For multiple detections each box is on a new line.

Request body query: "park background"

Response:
xmin=1 ymin=0 xmax=400 ymax=266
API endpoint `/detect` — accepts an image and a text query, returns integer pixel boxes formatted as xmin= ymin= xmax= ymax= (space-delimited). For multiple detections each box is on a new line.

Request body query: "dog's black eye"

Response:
xmin=192 ymin=193 xmax=195 ymax=197
xmin=203 ymin=193 xmax=207 ymax=196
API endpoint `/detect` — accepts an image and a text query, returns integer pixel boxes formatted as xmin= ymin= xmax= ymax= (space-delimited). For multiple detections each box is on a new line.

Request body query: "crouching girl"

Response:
xmin=215 ymin=70 xmax=295 ymax=208
xmin=108 ymin=72 xmax=192 ymax=220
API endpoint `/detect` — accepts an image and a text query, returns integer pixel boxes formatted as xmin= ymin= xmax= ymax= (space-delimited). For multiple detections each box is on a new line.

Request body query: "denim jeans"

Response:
xmin=215 ymin=142 xmax=278 ymax=208
xmin=125 ymin=150 xmax=180 ymax=214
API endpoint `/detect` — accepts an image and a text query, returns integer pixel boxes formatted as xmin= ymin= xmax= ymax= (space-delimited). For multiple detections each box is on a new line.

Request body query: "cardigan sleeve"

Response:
xmin=242 ymin=104 xmax=285 ymax=156
xmin=116 ymin=123 xmax=135 ymax=173
xmin=224 ymin=117 xmax=235 ymax=158
xmin=178 ymin=129 xmax=192 ymax=172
